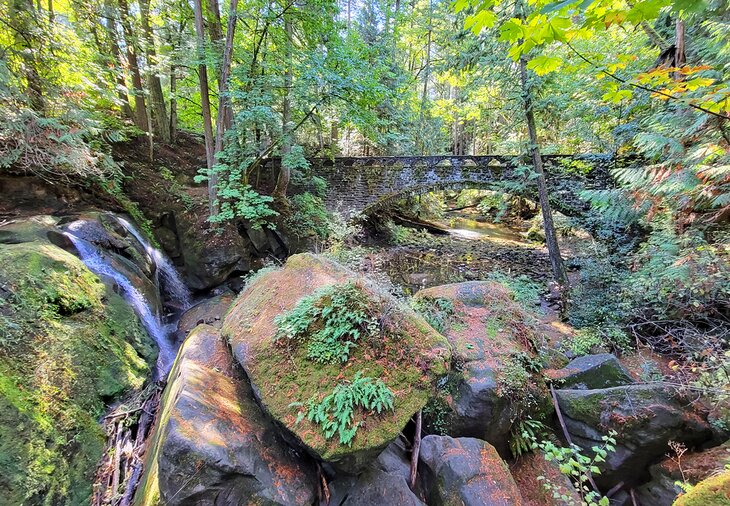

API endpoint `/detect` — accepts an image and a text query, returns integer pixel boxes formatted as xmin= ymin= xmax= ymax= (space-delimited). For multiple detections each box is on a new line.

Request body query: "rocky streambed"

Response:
xmin=2 ymin=214 xmax=729 ymax=506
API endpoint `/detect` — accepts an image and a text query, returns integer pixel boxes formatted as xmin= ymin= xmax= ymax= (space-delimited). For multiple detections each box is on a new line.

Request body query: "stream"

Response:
xmin=371 ymin=210 xmax=551 ymax=295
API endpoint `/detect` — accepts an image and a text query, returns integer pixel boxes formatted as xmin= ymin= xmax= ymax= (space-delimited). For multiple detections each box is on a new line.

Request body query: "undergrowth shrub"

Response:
xmin=486 ymin=271 xmax=543 ymax=311
xmin=302 ymin=371 xmax=395 ymax=446
xmin=411 ymin=296 xmax=455 ymax=334
xmin=274 ymin=281 xmax=379 ymax=363
xmin=532 ymin=431 xmax=618 ymax=506
xmin=286 ymin=192 xmax=330 ymax=240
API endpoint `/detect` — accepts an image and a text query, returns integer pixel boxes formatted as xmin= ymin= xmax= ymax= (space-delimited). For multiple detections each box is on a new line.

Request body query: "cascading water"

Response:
xmin=64 ymin=232 xmax=177 ymax=377
xmin=117 ymin=217 xmax=193 ymax=310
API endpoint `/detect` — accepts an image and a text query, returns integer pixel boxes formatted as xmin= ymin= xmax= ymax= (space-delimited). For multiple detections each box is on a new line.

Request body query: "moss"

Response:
xmin=674 ymin=471 xmax=730 ymax=506
xmin=0 ymin=239 xmax=156 ymax=505
xmin=223 ymin=254 xmax=451 ymax=465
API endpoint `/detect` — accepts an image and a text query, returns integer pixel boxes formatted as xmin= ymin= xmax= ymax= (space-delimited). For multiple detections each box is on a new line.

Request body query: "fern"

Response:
xmin=305 ymin=372 xmax=395 ymax=446
xmin=275 ymin=281 xmax=379 ymax=364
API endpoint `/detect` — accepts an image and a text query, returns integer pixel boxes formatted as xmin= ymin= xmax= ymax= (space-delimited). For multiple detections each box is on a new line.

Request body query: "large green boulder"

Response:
xmin=556 ymin=384 xmax=716 ymax=488
xmin=222 ymin=253 xmax=450 ymax=472
xmin=137 ymin=324 xmax=316 ymax=505
xmin=0 ymin=217 xmax=156 ymax=505
xmin=674 ymin=471 xmax=730 ymax=506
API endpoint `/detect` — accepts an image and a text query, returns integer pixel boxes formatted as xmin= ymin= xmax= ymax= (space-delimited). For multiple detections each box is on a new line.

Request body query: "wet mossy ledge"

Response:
xmin=0 ymin=217 xmax=156 ymax=505
xmin=221 ymin=253 xmax=451 ymax=471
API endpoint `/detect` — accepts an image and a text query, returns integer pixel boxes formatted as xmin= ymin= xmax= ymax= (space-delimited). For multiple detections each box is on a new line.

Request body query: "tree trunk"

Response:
xmin=169 ymin=64 xmax=177 ymax=142
xmin=418 ymin=0 xmax=433 ymax=154
xmin=274 ymin=10 xmax=293 ymax=199
xmin=102 ymin=0 xmax=134 ymax=120
xmin=117 ymin=0 xmax=148 ymax=130
xmin=139 ymin=0 xmax=171 ymax=143
xmin=674 ymin=19 xmax=685 ymax=80
xmin=10 ymin=0 xmax=44 ymax=112
xmin=519 ymin=56 xmax=568 ymax=289
xmin=193 ymin=0 xmax=217 ymax=214
xmin=214 ymin=0 xmax=238 ymax=155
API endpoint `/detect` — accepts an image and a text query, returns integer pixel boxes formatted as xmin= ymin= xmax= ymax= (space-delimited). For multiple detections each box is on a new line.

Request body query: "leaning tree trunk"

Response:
xmin=519 ymin=56 xmax=569 ymax=290
xmin=192 ymin=0 xmax=217 ymax=214
xmin=102 ymin=0 xmax=134 ymax=121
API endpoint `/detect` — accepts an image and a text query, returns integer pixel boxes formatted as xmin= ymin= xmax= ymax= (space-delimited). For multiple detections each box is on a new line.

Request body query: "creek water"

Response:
xmin=65 ymin=216 xmax=192 ymax=378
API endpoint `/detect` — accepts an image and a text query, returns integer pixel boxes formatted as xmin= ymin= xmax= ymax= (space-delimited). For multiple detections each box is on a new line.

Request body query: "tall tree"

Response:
xmin=192 ymin=0 xmax=217 ymax=213
xmin=117 ymin=0 xmax=149 ymax=131
xmin=139 ymin=0 xmax=171 ymax=143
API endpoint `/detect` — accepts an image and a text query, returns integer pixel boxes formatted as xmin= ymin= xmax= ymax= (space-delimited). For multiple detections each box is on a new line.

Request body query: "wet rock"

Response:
xmin=418 ymin=435 xmax=523 ymax=505
xmin=222 ymin=253 xmax=450 ymax=473
xmin=328 ymin=438 xmax=425 ymax=506
xmin=413 ymin=281 xmax=550 ymax=453
xmin=176 ymin=290 xmax=235 ymax=339
xmin=140 ymin=324 xmax=317 ymax=505
xmin=555 ymin=384 xmax=715 ymax=488
xmin=636 ymin=442 xmax=730 ymax=505
xmin=550 ymin=354 xmax=634 ymax=390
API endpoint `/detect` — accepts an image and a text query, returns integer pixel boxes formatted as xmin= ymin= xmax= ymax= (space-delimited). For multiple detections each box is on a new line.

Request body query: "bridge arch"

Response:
xmin=264 ymin=154 xmax=625 ymax=218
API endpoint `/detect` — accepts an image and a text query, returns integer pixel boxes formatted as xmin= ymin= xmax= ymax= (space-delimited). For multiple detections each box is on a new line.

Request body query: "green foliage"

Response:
xmin=509 ymin=418 xmax=550 ymax=458
xmin=286 ymin=192 xmax=331 ymax=240
xmin=533 ymin=431 xmax=618 ymax=506
xmin=195 ymin=165 xmax=278 ymax=228
xmin=303 ymin=371 xmax=395 ymax=446
xmin=411 ymin=296 xmax=455 ymax=334
xmin=275 ymin=281 xmax=379 ymax=364
xmin=486 ymin=271 xmax=543 ymax=311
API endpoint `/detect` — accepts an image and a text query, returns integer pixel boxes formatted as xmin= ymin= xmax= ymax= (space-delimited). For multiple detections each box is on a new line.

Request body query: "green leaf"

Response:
xmin=526 ymin=55 xmax=562 ymax=75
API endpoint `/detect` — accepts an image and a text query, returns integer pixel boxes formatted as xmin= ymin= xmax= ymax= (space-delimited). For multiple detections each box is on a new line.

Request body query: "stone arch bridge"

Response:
xmin=264 ymin=154 xmax=631 ymax=217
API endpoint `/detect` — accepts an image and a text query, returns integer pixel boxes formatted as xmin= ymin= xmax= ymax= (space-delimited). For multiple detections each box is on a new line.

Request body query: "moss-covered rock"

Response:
xmin=413 ymin=281 xmax=550 ymax=452
xmin=555 ymin=384 xmax=716 ymax=488
xmin=674 ymin=471 xmax=730 ymax=506
xmin=637 ymin=442 xmax=730 ymax=505
xmin=547 ymin=353 xmax=634 ymax=390
xmin=136 ymin=324 xmax=316 ymax=505
xmin=222 ymin=253 xmax=451 ymax=472
xmin=0 ymin=220 xmax=156 ymax=505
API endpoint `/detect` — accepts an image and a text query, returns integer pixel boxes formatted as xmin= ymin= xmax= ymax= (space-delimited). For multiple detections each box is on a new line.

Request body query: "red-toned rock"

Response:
xmin=138 ymin=324 xmax=317 ymax=505
xmin=418 ymin=435 xmax=523 ymax=506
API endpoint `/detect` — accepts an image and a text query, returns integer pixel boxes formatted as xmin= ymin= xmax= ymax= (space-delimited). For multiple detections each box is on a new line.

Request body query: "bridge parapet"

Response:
xmin=263 ymin=154 xmax=629 ymax=217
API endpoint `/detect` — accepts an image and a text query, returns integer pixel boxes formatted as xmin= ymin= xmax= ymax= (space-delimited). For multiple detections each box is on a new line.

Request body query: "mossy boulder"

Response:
xmin=674 ymin=470 xmax=730 ymax=506
xmin=547 ymin=353 xmax=634 ymax=390
xmin=137 ymin=324 xmax=316 ymax=505
xmin=222 ymin=253 xmax=450 ymax=472
xmin=637 ymin=442 xmax=730 ymax=505
xmin=555 ymin=384 xmax=715 ymax=488
xmin=418 ymin=435 xmax=523 ymax=506
xmin=413 ymin=281 xmax=550 ymax=452
xmin=0 ymin=219 xmax=156 ymax=505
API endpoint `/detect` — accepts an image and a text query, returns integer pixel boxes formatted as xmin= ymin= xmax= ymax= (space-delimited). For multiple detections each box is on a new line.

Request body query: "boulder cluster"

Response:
xmin=138 ymin=254 xmax=728 ymax=506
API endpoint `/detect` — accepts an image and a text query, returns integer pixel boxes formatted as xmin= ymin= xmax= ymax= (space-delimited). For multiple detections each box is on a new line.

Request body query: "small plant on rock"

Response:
xmin=275 ymin=281 xmax=379 ymax=363
xmin=411 ymin=296 xmax=455 ymax=334
xmin=303 ymin=372 xmax=395 ymax=446
xmin=533 ymin=431 xmax=617 ymax=506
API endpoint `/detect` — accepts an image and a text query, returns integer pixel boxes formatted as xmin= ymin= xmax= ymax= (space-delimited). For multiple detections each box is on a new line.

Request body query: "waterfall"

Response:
xmin=117 ymin=217 xmax=193 ymax=310
xmin=64 ymin=233 xmax=177 ymax=377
